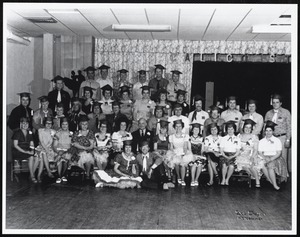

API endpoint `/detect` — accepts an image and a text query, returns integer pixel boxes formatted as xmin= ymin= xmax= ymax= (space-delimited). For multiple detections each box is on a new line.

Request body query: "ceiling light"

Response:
xmin=112 ymin=24 xmax=171 ymax=32
xmin=46 ymin=9 xmax=80 ymax=14
xmin=251 ymin=25 xmax=291 ymax=34
xmin=26 ymin=17 xmax=57 ymax=23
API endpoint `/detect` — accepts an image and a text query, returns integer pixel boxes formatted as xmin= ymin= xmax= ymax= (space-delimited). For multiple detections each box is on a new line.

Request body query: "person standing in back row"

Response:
xmin=264 ymin=94 xmax=291 ymax=173
xmin=148 ymin=64 xmax=169 ymax=101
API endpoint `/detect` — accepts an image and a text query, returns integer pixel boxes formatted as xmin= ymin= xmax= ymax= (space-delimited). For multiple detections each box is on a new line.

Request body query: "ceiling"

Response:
xmin=4 ymin=3 xmax=294 ymax=42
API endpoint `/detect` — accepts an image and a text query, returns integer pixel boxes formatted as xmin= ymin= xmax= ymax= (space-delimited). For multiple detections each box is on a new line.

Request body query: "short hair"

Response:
xmin=117 ymin=118 xmax=129 ymax=131
xmin=225 ymin=122 xmax=236 ymax=132
xmin=20 ymin=117 xmax=30 ymax=123
xmin=242 ymin=122 xmax=254 ymax=133
xmin=154 ymin=106 xmax=164 ymax=117
xmin=173 ymin=121 xmax=184 ymax=129
xmin=43 ymin=117 xmax=53 ymax=126
xmin=208 ymin=123 xmax=220 ymax=135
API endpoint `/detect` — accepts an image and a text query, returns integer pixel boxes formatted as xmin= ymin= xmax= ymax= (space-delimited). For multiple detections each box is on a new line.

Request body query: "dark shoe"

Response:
xmin=207 ymin=182 xmax=213 ymax=186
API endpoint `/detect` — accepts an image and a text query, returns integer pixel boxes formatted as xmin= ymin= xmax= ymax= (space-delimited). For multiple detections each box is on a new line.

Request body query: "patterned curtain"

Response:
xmin=94 ymin=38 xmax=291 ymax=104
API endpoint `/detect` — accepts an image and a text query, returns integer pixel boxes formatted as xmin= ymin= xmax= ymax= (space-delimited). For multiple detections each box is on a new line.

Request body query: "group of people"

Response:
xmin=7 ymin=64 xmax=291 ymax=191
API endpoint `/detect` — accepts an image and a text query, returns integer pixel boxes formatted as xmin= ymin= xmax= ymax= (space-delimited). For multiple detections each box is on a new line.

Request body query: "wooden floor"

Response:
xmin=5 ymin=164 xmax=292 ymax=232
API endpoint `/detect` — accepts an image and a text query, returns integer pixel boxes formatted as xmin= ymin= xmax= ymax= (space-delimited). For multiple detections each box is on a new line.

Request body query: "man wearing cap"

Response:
xmin=220 ymin=96 xmax=243 ymax=133
xmin=264 ymin=94 xmax=291 ymax=173
xmin=106 ymin=101 xmax=129 ymax=133
xmin=239 ymin=99 xmax=264 ymax=137
xmin=79 ymin=66 xmax=101 ymax=101
xmin=132 ymin=86 xmax=156 ymax=124
xmin=68 ymin=97 xmax=86 ymax=132
xmin=48 ymin=75 xmax=71 ymax=115
xmin=8 ymin=92 xmax=34 ymax=131
xmin=188 ymin=95 xmax=209 ymax=135
xmin=132 ymin=118 xmax=154 ymax=154
xmin=96 ymin=64 xmax=113 ymax=100
xmin=168 ymin=103 xmax=190 ymax=135
xmin=203 ymin=105 xmax=225 ymax=138
xmin=167 ymin=70 xmax=186 ymax=103
xmin=174 ymin=89 xmax=190 ymax=117
xmin=132 ymin=70 xmax=148 ymax=102
xmin=99 ymin=84 xmax=114 ymax=115
xmin=148 ymin=64 xmax=169 ymax=101
xmin=136 ymin=140 xmax=169 ymax=190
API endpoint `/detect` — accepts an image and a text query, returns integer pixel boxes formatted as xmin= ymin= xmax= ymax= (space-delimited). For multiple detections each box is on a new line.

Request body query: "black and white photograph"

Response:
xmin=2 ymin=2 xmax=297 ymax=235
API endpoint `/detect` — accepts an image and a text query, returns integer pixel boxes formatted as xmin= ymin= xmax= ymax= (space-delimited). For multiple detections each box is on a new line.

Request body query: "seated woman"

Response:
xmin=11 ymin=117 xmax=39 ymax=183
xmin=53 ymin=117 xmax=73 ymax=183
xmin=203 ymin=122 xmax=222 ymax=186
xmin=70 ymin=115 xmax=96 ymax=180
xmin=219 ymin=121 xmax=241 ymax=186
xmin=81 ymin=86 xmax=95 ymax=115
xmin=257 ymin=121 xmax=288 ymax=190
xmin=111 ymin=118 xmax=133 ymax=152
xmin=153 ymin=119 xmax=175 ymax=187
xmin=93 ymin=120 xmax=112 ymax=170
xmin=168 ymin=119 xmax=194 ymax=186
xmin=93 ymin=140 xmax=142 ymax=189
xmin=36 ymin=117 xmax=56 ymax=181
xmin=189 ymin=123 xmax=206 ymax=187
xmin=235 ymin=119 xmax=261 ymax=187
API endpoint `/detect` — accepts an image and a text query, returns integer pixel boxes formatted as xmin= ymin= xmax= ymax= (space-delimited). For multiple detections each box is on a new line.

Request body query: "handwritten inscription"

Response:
xmin=235 ymin=210 xmax=266 ymax=221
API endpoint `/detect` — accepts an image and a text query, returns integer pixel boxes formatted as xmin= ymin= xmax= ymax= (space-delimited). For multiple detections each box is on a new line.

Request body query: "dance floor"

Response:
xmin=4 ymin=164 xmax=293 ymax=234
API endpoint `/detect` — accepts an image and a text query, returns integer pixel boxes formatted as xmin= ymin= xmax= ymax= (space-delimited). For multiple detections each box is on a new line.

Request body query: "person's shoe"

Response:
xmin=177 ymin=179 xmax=182 ymax=185
xmin=95 ymin=182 xmax=103 ymax=188
xmin=167 ymin=182 xmax=175 ymax=188
xmin=181 ymin=181 xmax=186 ymax=186
xmin=163 ymin=183 xmax=169 ymax=190
xmin=56 ymin=178 xmax=62 ymax=184
xmin=48 ymin=173 xmax=55 ymax=178
xmin=31 ymin=177 xmax=37 ymax=183
xmin=61 ymin=176 xmax=68 ymax=182
xmin=207 ymin=181 xmax=213 ymax=186
xmin=194 ymin=181 xmax=199 ymax=186
xmin=190 ymin=181 xmax=195 ymax=187
xmin=255 ymin=183 xmax=261 ymax=188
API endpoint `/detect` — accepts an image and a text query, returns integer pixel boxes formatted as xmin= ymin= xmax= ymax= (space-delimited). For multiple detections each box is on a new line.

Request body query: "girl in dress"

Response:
xmin=119 ymin=85 xmax=134 ymax=122
xmin=168 ymin=119 xmax=193 ymax=186
xmin=235 ymin=119 xmax=261 ymax=187
xmin=93 ymin=120 xmax=112 ymax=170
xmin=93 ymin=140 xmax=142 ymax=189
xmin=71 ymin=115 xmax=96 ymax=180
xmin=219 ymin=121 xmax=241 ymax=186
xmin=258 ymin=120 xmax=288 ymax=190
xmin=53 ymin=117 xmax=73 ymax=183
xmin=81 ymin=86 xmax=95 ymax=115
xmin=189 ymin=123 xmax=206 ymax=187
xmin=156 ymin=89 xmax=172 ymax=117
xmin=37 ymin=117 xmax=56 ymax=181
xmin=111 ymin=118 xmax=133 ymax=151
xmin=203 ymin=122 xmax=222 ymax=186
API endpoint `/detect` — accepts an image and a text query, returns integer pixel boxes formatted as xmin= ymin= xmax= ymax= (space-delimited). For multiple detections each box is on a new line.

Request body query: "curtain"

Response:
xmin=94 ymin=38 xmax=291 ymax=104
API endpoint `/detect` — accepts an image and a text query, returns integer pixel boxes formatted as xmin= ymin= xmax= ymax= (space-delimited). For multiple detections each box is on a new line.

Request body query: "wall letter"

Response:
xmin=226 ymin=54 xmax=233 ymax=62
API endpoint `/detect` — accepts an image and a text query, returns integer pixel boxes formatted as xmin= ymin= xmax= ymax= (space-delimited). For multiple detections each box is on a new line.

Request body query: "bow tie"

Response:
xmin=227 ymin=137 xmax=233 ymax=142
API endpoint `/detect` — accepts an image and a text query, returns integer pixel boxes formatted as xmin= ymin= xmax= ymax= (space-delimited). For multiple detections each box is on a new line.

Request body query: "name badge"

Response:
xmin=147 ymin=105 xmax=150 ymax=108
xmin=202 ymin=116 xmax=205 ymax=120
xmin=235 ymin=117 xmax=238 ymax=120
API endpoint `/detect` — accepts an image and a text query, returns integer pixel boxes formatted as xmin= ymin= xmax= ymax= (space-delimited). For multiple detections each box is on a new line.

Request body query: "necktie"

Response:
xmin=157 ymin=80 xmax=160 ymax=90
xmin=143 ymin=155 xmax=147 ymax=171
xmin=227 ymin=137 xmax=233 ymax=142
xmin=174 ymin=83 xmax=177 ymax=92
xmin=192 ymin=111 xmax=197 ymax=122
xmin=57 ymin=90 xmax=61 ymax=102
xmin=141 ymin=129 xmax=144 ymax=137
xmin=272 ymin=110 xmax=278 ymax=123
xmin=96 ymin=116 xmax=99 ymax=129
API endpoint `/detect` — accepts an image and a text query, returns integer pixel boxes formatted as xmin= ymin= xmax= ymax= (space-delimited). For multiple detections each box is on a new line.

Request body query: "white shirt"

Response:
xmin=220 ymin=134 xmax=241 ymax=153
xmin=188 ymin=110 xmax=209 ymax=134
xmin=258 ymin=136 xmax=282 ymax=156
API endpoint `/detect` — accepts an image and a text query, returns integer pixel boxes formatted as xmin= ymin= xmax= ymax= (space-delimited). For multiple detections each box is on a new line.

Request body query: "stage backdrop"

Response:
xmin=191 ymin=61 xmax=291 ymax=116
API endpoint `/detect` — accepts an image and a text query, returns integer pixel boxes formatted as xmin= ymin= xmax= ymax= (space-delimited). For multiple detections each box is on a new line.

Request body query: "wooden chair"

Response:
xmin=11 ymin=159 xmax=29 ymax=182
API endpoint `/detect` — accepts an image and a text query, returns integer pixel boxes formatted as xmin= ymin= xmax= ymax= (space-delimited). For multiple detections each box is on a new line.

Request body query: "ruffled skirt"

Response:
xmin=235 ymin=154 xmax=252 ymax=172
xmin=77 ymin=151 xmax=95 ymax=169
xmin=93 ymin=149 xmax=109 ymax=165
xmin=93 ymin=170 xmax=142 ymax=189
xmin=260 ymin=155 xmax=289 ymax=182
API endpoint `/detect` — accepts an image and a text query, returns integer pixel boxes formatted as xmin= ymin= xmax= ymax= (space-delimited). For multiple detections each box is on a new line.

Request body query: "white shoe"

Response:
xmin=190 ymin=182 xmax=195 ymax=187
xmin=163 ymin=183 xmax=169 ymax=190
xmin=61 ymin=176 xmax=68 ymax=182
xmin=56 ymin=178 xmax=62 ymax=184
xmin=95 ymin=182 xmax=104 ymax=188
xmin=194 ymin=181 xmax=199 ymax=186
xmin=181 ymin=181 xmax=186 ymax=186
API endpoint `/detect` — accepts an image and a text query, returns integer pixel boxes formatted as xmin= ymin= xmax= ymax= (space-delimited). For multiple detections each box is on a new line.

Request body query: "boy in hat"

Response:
xmin=220 ymin=96 xmax=243 ymax=131
xmin=48 ymin=75 xmax=71 ymax=115
xmin=8 ymin=92 xmax=33 ymax=131
xmin=188 ymin=94 xmax=209 ymax=135
xmin=174 ymin=89 xmax=190 ymax=117
xmin=203 ymin=105 xmax=225 ymax=138
xmin=99 ymin=84 xmax=114 ymax=115
xmin=132 ymin=85 xmax=156 ymax=124
xmin=167 ymin=70 xmax=186 ymax=103
xmin=96 ymin=64 xmax=113 ymax=100
xmin=148 ymin=64 xmax=169 ymax=101
xmin=79 ymin=66 xmax=101 ymax=100
xmin=239 ymin=99 xmax=264 ymax=137
xmin=136 ymin=140 xmax=169 ymax=190
xmin=68 ymin=97 xmax=86 ymax=132
xmin=168 ymin=103 xmax=190 ymax=135
xmin=132 ymin=70 xmax=148 ymax=101
xmin=32 ymin=96 xmax=54 ymax=132
xmin=264 ymin=94 xmax=291 ymax=173
xmin=106 ymin=101 xmax=129 ymax=133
